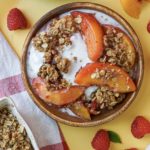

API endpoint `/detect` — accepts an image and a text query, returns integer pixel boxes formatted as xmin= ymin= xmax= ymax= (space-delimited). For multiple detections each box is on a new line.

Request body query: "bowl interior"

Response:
xmin=22 ymin=2 xmax=144 ymax=127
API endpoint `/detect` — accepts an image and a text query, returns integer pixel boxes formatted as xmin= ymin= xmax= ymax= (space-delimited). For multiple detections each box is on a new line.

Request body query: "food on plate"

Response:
xmin=29 ymin=10 xmax=136 ymax=119
xmin=75 ymin=62 xmax=136 ymax=93
xmin=131 ymin=116 xmax=150 ymax=138
xmin=32 ymin=77 xmax=85 ymax=106
xmin=71 ymin=11 xmax=104 ymax=61
xmin=7 ymin=8 xmax=27 ymax=30
xmin=120 ymin=0 xmax=150 ymax=19
xmin=0 ymin=108 xmax=33 ymax=150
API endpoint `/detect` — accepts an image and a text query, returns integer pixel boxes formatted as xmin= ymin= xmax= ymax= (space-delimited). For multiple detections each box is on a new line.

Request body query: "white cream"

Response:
xmin=27 ymin=44 xmax=44 ymax=78
xmin=60 ymin=108 xmax=77 ymax=117
xmin=85 ymin=86 xmax=99 ymax=101
xmin=61 ymin=33 xmax=92 ymax=84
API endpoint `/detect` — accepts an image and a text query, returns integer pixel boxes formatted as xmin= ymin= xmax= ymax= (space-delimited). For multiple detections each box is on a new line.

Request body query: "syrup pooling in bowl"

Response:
xmin=27 ymin=9 xmax=136 ymax=120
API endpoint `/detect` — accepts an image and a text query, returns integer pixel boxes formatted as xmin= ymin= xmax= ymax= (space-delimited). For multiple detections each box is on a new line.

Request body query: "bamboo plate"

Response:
xmin=22 ymin=2 xmax=144 ymax=127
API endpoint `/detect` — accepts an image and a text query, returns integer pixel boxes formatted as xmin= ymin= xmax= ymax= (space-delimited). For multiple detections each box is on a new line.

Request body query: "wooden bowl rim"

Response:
xmin=21 ymin=2 xmax=144 ymax=127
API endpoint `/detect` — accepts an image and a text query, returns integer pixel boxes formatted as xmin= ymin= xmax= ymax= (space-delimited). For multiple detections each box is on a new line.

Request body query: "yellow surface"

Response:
xmin=0 ymin=0 xmax=150 ymax=149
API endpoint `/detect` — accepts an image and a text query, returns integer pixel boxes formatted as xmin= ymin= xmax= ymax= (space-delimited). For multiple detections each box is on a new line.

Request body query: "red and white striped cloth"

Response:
xmin=0 ymin=31 xmax=69 ymax=150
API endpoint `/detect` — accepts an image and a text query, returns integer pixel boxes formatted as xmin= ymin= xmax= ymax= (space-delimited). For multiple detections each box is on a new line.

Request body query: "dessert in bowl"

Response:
xmin=22 ymin=3 xmax=144 ymax=126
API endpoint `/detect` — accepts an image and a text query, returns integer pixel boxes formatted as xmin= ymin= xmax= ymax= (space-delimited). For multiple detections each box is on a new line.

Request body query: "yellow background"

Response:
xmin=0 ymin=0 xmax=150 ymax=149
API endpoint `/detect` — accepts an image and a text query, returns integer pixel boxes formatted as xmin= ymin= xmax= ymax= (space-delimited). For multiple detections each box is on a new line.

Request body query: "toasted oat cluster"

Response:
xmin=0 ymin=108 xmax=33 ymax=150
xmin=100 ymin=26 xmax=135 ymax=72
xmin=32 ymin=15 xmax=81 ymax=90
xmin=85 ymin=86 xmax=125 ymax=115
xmin=38 ymin=64 xmax=71 ymax=91
xmin=91 ymin=68 xmax=116 ymax=81
xmin=32 ymin=15 xmax=80 ymax=53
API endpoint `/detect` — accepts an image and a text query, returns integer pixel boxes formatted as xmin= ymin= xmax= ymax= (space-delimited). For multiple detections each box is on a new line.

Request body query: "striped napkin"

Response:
xmin=0 ymin=31 xmax=69 ymax=150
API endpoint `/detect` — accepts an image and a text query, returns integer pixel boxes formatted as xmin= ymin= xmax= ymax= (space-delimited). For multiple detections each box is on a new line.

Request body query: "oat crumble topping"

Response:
xmin=91 ymin=68 xmax=116 ymax=80
xmin=0 ymin=108 xmax=33 ymax=150
xmin=100 ymin=26 xmax=135 ymax=72
xmin=32 ymin=15 xmax=82 ymax=90
xmin=84 ymin=86 xmax=125 ymax=115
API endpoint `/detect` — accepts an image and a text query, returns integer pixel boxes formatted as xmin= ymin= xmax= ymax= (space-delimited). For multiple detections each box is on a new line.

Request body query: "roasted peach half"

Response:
xmin=32 ymin=77 xmax=85 ymax=106
xmin=75 ymin=63 xmax=136 ymax=93
xmin=71 ymin=11 xmax=104 ymax=61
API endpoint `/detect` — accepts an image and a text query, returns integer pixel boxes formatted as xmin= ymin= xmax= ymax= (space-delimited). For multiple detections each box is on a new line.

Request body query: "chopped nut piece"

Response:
xmin=59 ymin=38 xmax=65 ymax=44
xmin=74 ymin=16 xmax=82 ymax=24
xmin=41 ymin=43 xmax=48 ymax=49
xmin=99 ymin=70 xmax=106 ymax=76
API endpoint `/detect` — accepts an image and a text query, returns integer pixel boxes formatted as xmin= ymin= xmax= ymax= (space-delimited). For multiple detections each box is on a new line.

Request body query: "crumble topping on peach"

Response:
xmin=30 ymin=11 xmax=136 ymax=119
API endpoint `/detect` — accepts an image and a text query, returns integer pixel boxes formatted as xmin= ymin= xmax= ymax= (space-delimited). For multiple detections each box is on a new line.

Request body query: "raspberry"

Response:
xmin=147 ymin=21 xmax=150 ymax=33
xmin=91 ymin=129 xmax=110 ymax=150
xmin=7 ymin=8 xmax=27 ymax=30
xmin=131 ymin=116 xmax=150 ymax=138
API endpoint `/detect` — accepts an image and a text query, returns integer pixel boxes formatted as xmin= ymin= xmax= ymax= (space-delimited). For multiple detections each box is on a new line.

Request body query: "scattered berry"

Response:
xmin=131 ymin=116 xmax=150 ymax=138
xmin=147 ymin=21 xmax=150 ymax=33
xmin=91 ymin=129 xmax=110 ymax=150
xmin=7 ymin=8 xmax=27 ymax=30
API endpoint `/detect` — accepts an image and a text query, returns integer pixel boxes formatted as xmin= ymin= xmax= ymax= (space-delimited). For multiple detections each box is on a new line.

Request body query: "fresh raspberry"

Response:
xmin=147 ymin=21 xmax=150 ymax=33
xmin=7 ymin=8 xmax=27 ymax=30
xmin=131 ymin=116 xmax=150 ymax=138
xmin=91 ymin=129 xmax=110 ymax=150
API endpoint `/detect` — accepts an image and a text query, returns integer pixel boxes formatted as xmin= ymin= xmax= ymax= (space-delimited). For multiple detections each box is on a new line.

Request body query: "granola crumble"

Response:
xmin=38 ymin=64 xmax=59 ymax=82
xmin=0 ymin=108 xmax=33 ymax=150
xmin=38 ymin=64 xmax=71 ymax=91
xmin=100 ymin=26 xmax=135 ymax=72
xmin=91 ymin=68 xmax=116 ymax=80
xmin=54 ymin=55 xmax=71 ymax=73
xmin=84 ymin=86 xmax=125 ymax=115
xmin=32 ymin=15 xmax=82 ymax=90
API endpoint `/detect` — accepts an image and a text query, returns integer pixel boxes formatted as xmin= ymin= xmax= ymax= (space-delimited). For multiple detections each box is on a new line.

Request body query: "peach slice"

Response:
xmin=71 ymin=11 xmax=104 ymax=61
xmin=120 ymin=0 xmax=142 ymax=18
xmin=75 ymin=63 xmax=136 ymax=93
xmin=32 ymin=77 xmax=85 ymax=106
xmin=103 ymin=25 xmax=136 ymax=69
xmin=70 ymin=102 xmax=91 ymax=120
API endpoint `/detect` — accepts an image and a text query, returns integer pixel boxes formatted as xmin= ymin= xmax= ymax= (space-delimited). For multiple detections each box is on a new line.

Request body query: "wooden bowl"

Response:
xmin=22 ymin=2 xmax=144 ymax=127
